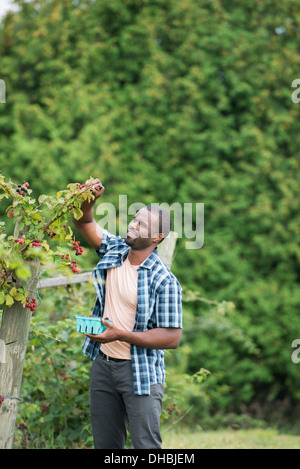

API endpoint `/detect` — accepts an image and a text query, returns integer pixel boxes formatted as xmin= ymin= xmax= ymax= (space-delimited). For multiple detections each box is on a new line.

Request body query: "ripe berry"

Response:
xmin=32 ymin=240 xmax=42 ymax=247
xmin=72 ymin=240 xmax=83 ymax=256
xmin=14 ymin=238 xmax=25 ymax=245
xmin=69 ymin=259 xmax=80 ymax=273
xmin=25 ymin=298 xmax=37 ymax=311
xmin=16 ymin=182 xmax=29 ymax=197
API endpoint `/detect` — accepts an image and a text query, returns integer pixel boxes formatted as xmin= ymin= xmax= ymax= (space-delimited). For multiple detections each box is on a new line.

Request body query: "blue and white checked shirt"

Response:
xmin=82 ymin=229 xmax=182 ymax=395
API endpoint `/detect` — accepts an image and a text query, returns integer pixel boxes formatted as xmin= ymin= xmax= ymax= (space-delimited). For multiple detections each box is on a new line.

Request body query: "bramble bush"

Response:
xmin=0 ymin=173 xmax=102 ymax=308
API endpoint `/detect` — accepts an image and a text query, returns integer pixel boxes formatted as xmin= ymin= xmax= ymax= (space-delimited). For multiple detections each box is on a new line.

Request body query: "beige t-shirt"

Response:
xmin=100 ymin=256 xmax=138 ymax=359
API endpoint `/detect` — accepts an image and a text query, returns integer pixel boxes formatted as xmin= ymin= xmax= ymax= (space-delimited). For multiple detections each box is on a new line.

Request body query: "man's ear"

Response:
xmin=152 ymin=232 xmax=164 ymax=245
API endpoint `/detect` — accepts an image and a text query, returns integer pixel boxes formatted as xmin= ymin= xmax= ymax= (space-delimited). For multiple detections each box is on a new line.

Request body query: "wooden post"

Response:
xmin=157 ymin=231 xmax=178 ymax=269
xmin=0 ymin=260 xmax=40 ymax=449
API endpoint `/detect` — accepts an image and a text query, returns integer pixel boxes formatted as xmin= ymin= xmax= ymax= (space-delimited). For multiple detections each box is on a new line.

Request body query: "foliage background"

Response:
xmin=1 ymin=0 xmax=300 ymax=447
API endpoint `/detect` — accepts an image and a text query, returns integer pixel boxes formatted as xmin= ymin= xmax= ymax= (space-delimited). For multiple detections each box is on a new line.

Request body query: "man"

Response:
xmin=72 ymin=178 xmax=182 ymax=449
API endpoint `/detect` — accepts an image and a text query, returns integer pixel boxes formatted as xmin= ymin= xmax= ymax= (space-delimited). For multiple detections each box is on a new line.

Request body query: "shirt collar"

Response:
xmin=138 ymin=248 xmax=159 ymax=270
xmin=97 ymin=246 xmax=159 ymax=270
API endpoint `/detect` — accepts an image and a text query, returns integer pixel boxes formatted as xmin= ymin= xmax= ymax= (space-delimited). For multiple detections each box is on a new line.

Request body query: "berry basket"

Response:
xmin=76 ymin=315 xmax=107 ymax=335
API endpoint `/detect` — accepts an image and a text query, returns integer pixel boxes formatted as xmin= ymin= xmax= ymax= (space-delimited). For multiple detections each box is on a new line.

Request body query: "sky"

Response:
xmin=0 ymin=0 xmax=20 ymax=20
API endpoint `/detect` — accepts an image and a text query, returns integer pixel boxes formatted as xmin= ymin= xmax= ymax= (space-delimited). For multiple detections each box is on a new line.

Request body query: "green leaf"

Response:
xmin=0 ymin=291 xmax=6 ymax=304
xmin=38 ymin=195 xmax=49 ymax=204
xmin=32 ymin=213 xmax=43 ymax=221
xmin=14 ymin=291 xmax=26 ymax=301
xmin=72 ymin=207 xmax=83 ymax=220
xmin=9 ymin=286 xmax=17 ymax=297
xmin=5 ymin=295 xmax=14 ymax=306
xmin=15 ymin=264 xmax=32 ymax=280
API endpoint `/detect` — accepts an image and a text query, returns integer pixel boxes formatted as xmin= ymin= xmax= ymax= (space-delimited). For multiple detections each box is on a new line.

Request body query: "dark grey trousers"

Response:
xmin=90 ymin=352 xmax=164 ymax=449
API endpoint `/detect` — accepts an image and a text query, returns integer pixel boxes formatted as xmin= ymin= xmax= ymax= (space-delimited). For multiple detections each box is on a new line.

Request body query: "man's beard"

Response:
xmin=125 ymin=235 xmax=136 ymax=246
xmin=125 ymin=229 xmax=138 ymax=246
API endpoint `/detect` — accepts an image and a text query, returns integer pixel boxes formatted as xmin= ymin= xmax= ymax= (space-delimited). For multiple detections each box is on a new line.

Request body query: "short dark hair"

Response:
xmin=145 ymin=205 xmax=172 ymax=243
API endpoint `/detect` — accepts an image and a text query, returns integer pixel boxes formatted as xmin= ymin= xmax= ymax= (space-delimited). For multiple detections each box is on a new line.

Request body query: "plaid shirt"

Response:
xmin=82 ymin=229 xmax=182 ymax=395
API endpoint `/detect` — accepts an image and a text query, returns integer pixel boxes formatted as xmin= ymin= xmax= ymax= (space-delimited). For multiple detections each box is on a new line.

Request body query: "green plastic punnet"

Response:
xmin=76 ymin=315 xmax=108 ymax=335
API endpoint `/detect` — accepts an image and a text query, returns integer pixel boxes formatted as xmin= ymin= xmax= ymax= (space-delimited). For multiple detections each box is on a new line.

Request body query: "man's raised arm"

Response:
xmin=72 ymin=178 xmax=105 ymax=251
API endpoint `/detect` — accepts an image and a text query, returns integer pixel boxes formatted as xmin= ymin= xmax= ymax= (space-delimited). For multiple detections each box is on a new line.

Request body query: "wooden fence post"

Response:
xmin=157 ymin=231 xmax=179 ymax=269
xmin=0 ymin=260 xmax=40 ymax=449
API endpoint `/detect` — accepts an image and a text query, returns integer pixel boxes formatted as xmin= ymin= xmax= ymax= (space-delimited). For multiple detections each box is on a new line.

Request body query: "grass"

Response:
xmin=12 ymin=427 xmax=300 ymax=449
xmin=161 ymin=427 xmax=300 ymax=449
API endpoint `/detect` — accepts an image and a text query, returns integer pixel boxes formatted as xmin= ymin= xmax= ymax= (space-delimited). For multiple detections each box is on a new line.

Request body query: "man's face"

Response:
xmin=125 ymin=208 xmax=161 ymax=250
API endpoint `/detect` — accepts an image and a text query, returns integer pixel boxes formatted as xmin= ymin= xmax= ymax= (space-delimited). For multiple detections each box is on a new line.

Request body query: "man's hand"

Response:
xmin=84 ymin=318 xmax=120 ymax=343
xmin=84 ymin=177 xmax=105 ymax=201
xmin=72 ymin=177 xmax=105 ymax=250
xmin=85 ymin=319 xmax=182 ymax=350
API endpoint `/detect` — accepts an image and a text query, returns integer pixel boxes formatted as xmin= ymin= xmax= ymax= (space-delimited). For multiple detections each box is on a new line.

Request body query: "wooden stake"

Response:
xmin=0 ymin=260 xmax=40 ymax=449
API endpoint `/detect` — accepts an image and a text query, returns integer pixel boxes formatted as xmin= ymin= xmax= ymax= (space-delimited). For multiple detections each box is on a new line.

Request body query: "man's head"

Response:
xmin=125 ymin=205 xmax=172 ymax=251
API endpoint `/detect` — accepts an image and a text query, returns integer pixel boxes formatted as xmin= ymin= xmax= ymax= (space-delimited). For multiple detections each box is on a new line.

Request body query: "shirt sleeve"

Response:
xmin=95 ymin=229 xmax=126 ymax=259
xmin=154 ymin=278 xmax=182 ymax=329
